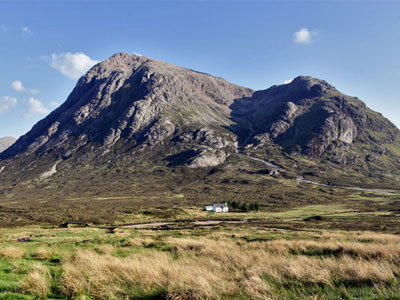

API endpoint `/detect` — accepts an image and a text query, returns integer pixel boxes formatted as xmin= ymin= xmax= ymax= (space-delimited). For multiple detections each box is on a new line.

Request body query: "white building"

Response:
xmin=204 ymin=203 xmax=229 ymax=212
xmin=204 ymin=205 xmax=214 ymax=211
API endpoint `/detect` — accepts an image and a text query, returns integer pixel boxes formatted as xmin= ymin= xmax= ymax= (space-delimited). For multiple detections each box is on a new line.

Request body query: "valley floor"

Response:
xmin=0 ymin=219 xmax=400 ymax=300
xmin=0 ymin=178 xmax=399 ymax=299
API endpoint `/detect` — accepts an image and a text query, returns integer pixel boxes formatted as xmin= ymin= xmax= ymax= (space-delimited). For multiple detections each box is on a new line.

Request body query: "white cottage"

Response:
xmin=204 ymin=203 xmax=229 ymax=212
xmin=204 ymin=205 xmax=214 ymax=211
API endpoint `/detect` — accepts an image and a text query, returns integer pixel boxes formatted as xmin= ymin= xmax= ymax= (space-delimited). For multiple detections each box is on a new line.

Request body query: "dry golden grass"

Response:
xmin=60 ymin=235 xmax=400 ymax=300
xmin=0 ymin=245 xmax=26 ymax=259
xmin=20 ymin=263 xmax=52 ymax=299
xmin=260 ymin=240 xmax=400 ymax=261
xmin=95 ymin=244 xmax=115 ymax=255
xmin=32 ymin=247 xmax=50 ymax=261
xmin=251 ymin=239 xmax=400 ymax=261
xmin=353 ymin=231 xmax=400 ymax=244
xmin=126 ymin=236 xmax=154 ymax=247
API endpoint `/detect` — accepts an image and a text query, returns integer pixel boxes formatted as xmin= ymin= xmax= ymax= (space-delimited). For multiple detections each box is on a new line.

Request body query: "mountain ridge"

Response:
xmin=0 ymin=52 xmax=399 ymax=215
xmin=1 ymin=53 xmax=253 ymax=165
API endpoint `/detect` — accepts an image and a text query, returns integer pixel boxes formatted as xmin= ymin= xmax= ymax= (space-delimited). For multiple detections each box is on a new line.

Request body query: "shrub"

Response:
xmin=228 ymin=200 xmax=260 ymax=212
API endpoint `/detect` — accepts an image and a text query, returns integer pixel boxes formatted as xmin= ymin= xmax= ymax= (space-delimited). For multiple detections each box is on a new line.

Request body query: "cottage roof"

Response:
xmin=213 ymin=203 xmax=228 ymax=208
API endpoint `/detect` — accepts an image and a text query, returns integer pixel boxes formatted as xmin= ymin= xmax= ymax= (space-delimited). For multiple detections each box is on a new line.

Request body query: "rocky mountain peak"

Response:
xmin=263 ymin=75 xmax=336 ymax=103
xmin=1 ymin=54 xmax=399 ymax=184
xmin=289 ymin=76 xmax=334 ymax=96
xmin=0 ymin=53 xmax=252 ymax=166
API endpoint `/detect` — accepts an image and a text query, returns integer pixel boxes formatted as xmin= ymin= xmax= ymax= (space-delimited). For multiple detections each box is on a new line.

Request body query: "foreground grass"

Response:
xmin=0 ymin=226 xmax=399 ymax=299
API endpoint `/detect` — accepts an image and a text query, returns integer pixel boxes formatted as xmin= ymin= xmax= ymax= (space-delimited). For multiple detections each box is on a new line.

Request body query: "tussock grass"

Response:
xmin=127 ymin=236 xmax=155 ymax=247
xmin=20 ymin=263 xmax=52 ymax=299
xmin=31 ymin=247 xmax=51 ymax=261
xmin=60 ymin=236 xmax=400 ymax=300
xmin=94 ymin=244 xmax=115 ymax=255
xmin=0 ymin=227 xmax=395 ymax=300
xmin=354 ymin=231 xmax=400 ymax=244
xmin=0 ymin=245 xmax=26 ymax=259
xmin=62 ymin=249 xmax=269 ymax=300
xmin=253 ymin=239 xmax=400 ymax=261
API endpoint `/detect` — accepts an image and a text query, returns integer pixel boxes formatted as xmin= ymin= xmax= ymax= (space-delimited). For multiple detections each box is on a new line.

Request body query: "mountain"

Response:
xmin=232 ymin=77 xmax=400 ymax=174
xmin=1 ymin=53 xmax=252 ymax=167
xmin=0 ymin=53 xmax=399 ymax=224
xmin=0 ymin=137 xmax=16 ymax=153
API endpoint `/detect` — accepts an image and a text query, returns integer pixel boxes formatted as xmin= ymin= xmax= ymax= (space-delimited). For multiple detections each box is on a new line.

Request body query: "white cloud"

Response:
xmin=24 ymin=97 xmax=50 ymax=118
xmin=21 ymin=26 xmax=32 ymax=35
xmin=133 ymin=51 xmax=142 ymax=56
xmin=294 ymin=28 xmax=313 ymax=44
xmin=10 ymin=80 xmax=39 ymax=95
xmin=0 ymin=25 xmax=7 ymax=32
xmin=10 ymin=80 xmax=25 ymax=92
xmin=0 ymin=96 xmax=17 ymax=115
xmin=49 ymin=52 xmax=99 ymax=79
xmin=284 ymin=79 xmax=294 ymax=84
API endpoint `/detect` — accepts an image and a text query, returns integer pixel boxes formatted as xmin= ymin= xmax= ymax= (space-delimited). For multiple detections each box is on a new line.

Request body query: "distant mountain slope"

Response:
xmin=0 ymin=137 xmax=16 ymax=153
xmin=231 ymin=76 xmax=400 ymax=182
xmin=0 ymin=53 xmax=399 ymax=212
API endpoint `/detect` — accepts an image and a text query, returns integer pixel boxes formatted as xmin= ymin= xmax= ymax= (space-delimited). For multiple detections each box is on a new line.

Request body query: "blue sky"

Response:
xmin=0 ymin=0 xmax=399 ymax=138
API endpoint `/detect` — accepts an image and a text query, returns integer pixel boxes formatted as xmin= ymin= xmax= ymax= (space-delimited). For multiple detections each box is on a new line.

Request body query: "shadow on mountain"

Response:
xmin=164 ymin=149 xmax=199 ymax=167
xmin=222 ymin=94 xmax=256 ymax=147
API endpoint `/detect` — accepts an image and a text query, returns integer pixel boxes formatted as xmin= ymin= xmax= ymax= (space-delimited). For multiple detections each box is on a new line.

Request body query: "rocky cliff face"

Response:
xmin=232 ymin=76 xmax=399 ymax=162
xmin=1 ymin=53 xmax=252 ymax=168
xmin=0 ymin=137 xmax=16 ymax=153
xmin=1 ymin=53 xmax=399 ymax=181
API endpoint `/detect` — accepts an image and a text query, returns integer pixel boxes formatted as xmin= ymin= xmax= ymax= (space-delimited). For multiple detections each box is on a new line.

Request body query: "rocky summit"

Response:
xmin=0 ymin=53 xmax=399 ymax=212
xmin=1 ymin=53 xmax=252 ymax=168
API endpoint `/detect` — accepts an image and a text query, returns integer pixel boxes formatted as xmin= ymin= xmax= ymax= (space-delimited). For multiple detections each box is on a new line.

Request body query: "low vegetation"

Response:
xmin=0 ymin=225 xmax=399 ymax=299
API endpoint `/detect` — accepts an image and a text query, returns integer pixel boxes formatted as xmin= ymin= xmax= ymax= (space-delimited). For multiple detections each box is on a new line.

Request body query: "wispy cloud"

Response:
xmin=24 ymin=97 xmax=50 ymax=118
xmin=48 ymin=52 xmax=99 ymax=79
xmin=294 ymin=28 xmax=314 ymax=44
xmin=0 ymin=25 xmax=7 ymax=32
xmin=0 ymin=96 xmax=17 ymax=115
xmin=10 ymin=80 xmax=39 ymax=95
xmin=21 ymin=26 xmax=32 ymax=35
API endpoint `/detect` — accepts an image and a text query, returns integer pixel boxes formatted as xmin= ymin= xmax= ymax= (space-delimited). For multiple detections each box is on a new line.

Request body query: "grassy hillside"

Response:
xmin=0 ymin=140 xmax=400 ymax=227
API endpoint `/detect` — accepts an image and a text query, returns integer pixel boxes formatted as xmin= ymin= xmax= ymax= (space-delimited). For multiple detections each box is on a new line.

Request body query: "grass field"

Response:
xmin=1 ymin=153 xmax=400 ymax=299
xmin=0 ymin=212 xmax=400 ymax=300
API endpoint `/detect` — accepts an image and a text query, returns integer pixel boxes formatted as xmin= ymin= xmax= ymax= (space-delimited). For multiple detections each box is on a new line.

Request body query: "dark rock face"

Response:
xmin=1 ymin=53 xmax=399 ymax=175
